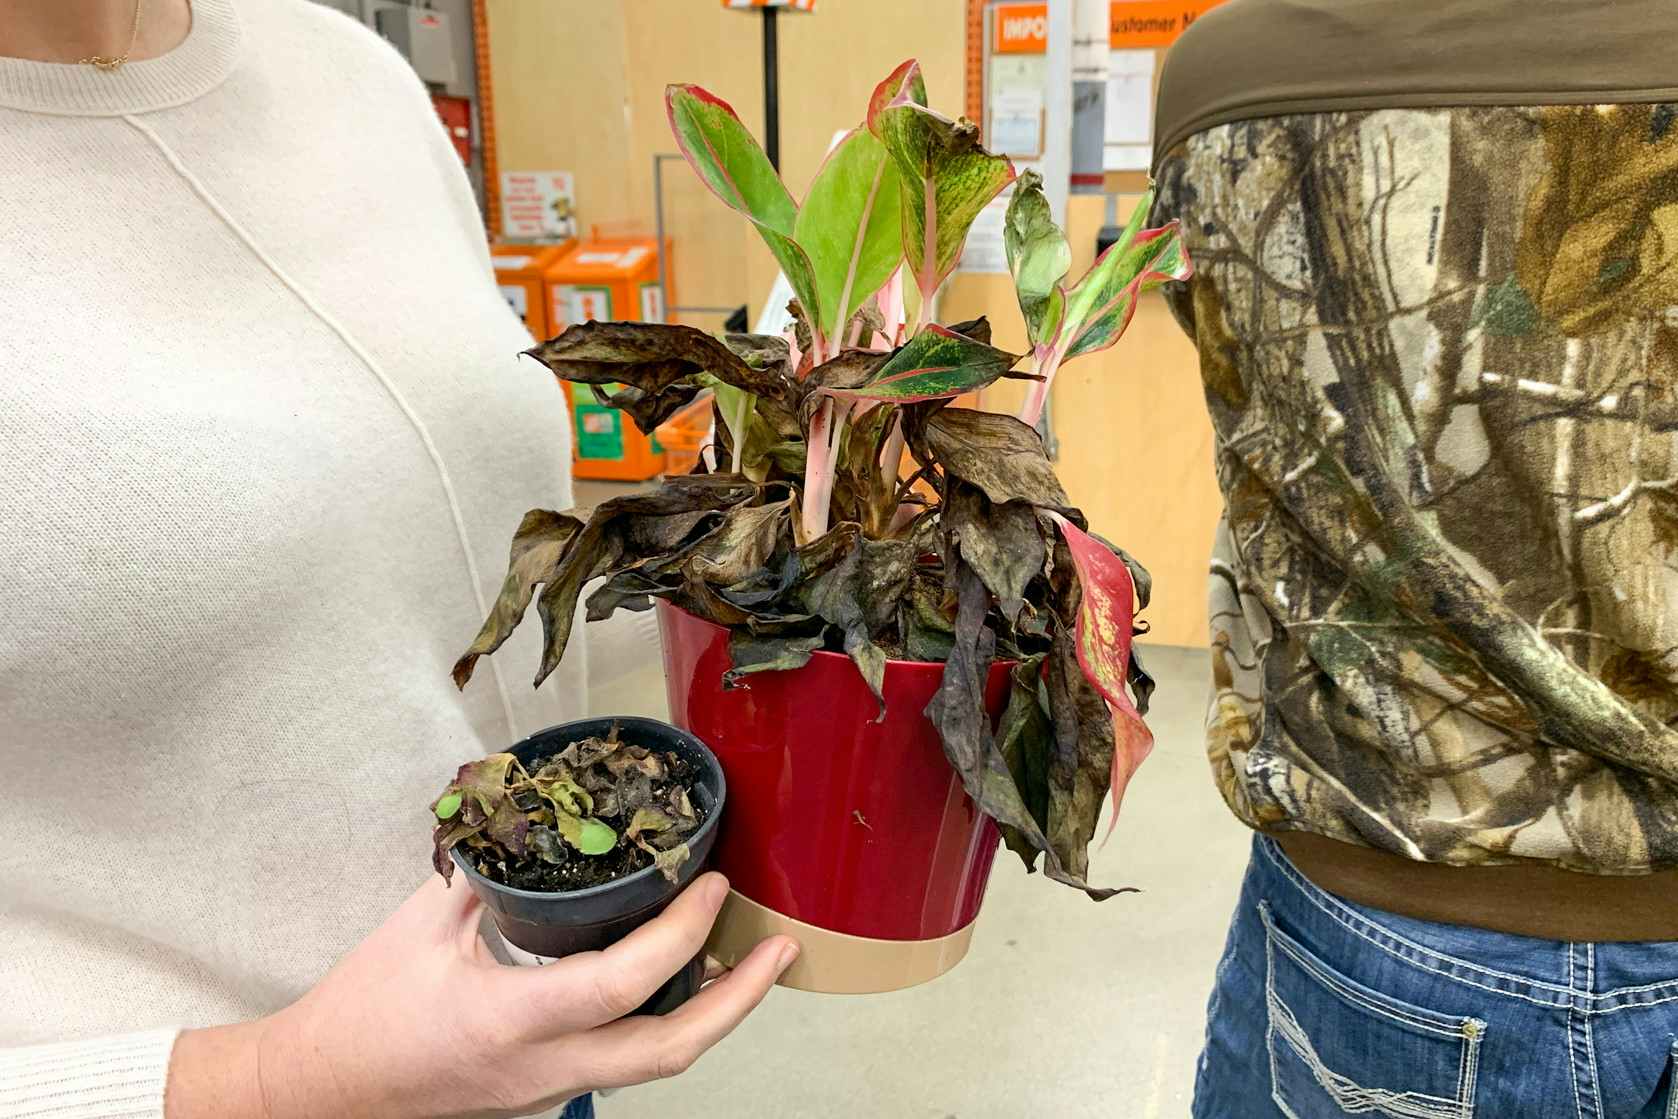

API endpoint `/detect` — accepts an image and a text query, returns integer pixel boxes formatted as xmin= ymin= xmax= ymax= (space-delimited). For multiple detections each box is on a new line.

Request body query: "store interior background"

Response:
xmin=327 ymin=2 xmax=1242 ymax=1114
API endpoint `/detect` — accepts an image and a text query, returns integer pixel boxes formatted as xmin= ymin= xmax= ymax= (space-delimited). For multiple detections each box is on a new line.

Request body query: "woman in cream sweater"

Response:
xmin=0 ymin=2 xmax=796 ymax=1116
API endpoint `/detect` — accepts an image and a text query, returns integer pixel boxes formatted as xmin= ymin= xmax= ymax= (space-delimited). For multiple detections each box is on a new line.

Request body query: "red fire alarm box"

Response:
xmin=431 ymin=94 xmax=473 ymax=165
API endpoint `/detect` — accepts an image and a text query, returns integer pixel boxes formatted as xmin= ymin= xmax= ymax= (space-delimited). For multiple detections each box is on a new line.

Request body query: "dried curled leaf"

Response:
xmin=651 ymin=843 xmax=693 ymax=885
xmin=527 ymin=320 xmax=805 ymax=436
xmin=941 ymin=481 xmax=1045 ymax=625
xmin=798 ymin=524 xmax=924 ymax=710
xmin=995 ymin=654 xmax=1052 ymax=866
xmin=924 ymin=563 xmax=1125 ymax=900
xmin=914 ymin=408 xmax=1070 ymax=509
xmin=454 ymin=476 xmax=761 ymax=691
xmin=724 ymin=631 xmax=827 ymax=687
xmin=430 ymin=754 xmax=525 ymax=880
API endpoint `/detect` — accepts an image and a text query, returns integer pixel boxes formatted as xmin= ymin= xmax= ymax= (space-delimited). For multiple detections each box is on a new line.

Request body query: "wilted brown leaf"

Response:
xmin=917 ymin=408 xmax=1070 ymax=508
xmin=925 ymin=563 xmax=1126 ymax=899
xmin=942 ymin=481 xmax=1046 ymax=623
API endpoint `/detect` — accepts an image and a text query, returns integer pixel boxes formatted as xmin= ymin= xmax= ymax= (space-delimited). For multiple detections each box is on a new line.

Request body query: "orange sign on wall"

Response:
xmin=994 ymin=0 xmax=1224 ymax=54
xmin=1108 ymin=0 xmax=1224 ymax=48
xmin=993 ymin=2 xmax=1047 ymax=54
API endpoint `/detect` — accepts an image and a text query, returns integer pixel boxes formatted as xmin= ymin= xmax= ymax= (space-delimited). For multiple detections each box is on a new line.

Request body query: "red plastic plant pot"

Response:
xmin=657 ymin=602 xmax=1010 ymax=994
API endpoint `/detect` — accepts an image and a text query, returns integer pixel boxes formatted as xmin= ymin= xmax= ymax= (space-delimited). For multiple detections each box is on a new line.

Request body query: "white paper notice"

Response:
xmin=960 ymin=200 xmax=1009 ymax=275
xmin=990 ymin=88 xmax=1044 ymax=158
xmin=1104 ymin=49 xmax=1155 ymax=171
xmin=959 ymin=160 xmax=1043 ymax=276
xmin=501 ymin=170 xmax=578 ymax=239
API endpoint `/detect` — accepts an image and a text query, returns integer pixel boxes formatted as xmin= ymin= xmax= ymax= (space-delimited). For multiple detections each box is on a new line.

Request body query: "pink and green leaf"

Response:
xmin=666 ymin=84 xmax=823 ymax=339
xmin=1003 ymin=171 xmax=1071 ymax=347
xmin=867 ymin=57 xmax=927 ymax=121
xmin=793 ymin=128 xmax=904 ymax=344
xmin=866 ymin=60 xmax=1015 ymax=308
xmin=1058 ymin=189 xmax=1192 ymax=360
xmin=825 ymin=323 xmax=1019 ymax=403
xmin=1047 ymin=513 xmax=1154 ymax=828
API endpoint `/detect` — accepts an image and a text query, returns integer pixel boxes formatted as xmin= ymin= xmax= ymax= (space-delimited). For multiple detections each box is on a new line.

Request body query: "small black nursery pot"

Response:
xmin=450 ymin=716 xmax=726 ymax=1017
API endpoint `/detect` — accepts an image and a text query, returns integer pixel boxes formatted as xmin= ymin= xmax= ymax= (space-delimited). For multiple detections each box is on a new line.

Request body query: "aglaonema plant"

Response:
xmin=453 ymin=59 xmax=1191 ymax=897
xmin=1005 ymin=168 xmax=1192 ymax=428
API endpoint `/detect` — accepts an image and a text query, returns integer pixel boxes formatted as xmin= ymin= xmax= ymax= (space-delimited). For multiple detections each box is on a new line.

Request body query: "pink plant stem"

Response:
xmin=1017 ymin=346 xmax=1063 ymax=429
xmin=801 ymin=394 xmax=856 ymax=541
xmin=802 ymin=394 xmax=837 ymax=540
xmin=877 ymin=415 xmax=908 ymax=523
xmin=728 ymin=393 xmax=749 ymax=474
xmin=800 ymin=332 xmax=833 ymax=540
xmin=878 ymin=419 xmax=907 ymax=481
xmin=830 ymin=399 xmax=855 ymax=459
xmin=880 ymin=267 xmax=905 ymax=342
xmin=889 ymin=501 xmax=920 ymax=534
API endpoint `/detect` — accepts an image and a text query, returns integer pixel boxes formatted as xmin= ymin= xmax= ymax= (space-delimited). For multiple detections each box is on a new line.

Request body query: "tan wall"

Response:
xmin=483 ymin=0 xmax=1220 ymax=647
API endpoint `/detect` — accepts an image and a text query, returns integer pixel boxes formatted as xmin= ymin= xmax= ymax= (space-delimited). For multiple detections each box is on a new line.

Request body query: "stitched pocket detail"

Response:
xmin=1262 ymin=902 xmax=1485 ymax=1119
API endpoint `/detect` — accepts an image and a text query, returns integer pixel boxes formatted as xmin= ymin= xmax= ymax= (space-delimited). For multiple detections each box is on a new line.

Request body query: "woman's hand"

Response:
xmin=166 ymin=871 xmax=798 ymax=1119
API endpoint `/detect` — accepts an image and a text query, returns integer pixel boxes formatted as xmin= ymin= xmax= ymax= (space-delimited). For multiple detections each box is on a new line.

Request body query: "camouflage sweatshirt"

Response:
xmin=1152 ymin=0 xmax=1678 ymax=873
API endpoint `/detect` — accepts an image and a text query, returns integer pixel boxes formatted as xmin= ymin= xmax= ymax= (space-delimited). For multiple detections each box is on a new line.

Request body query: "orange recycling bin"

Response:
xmin=655 ymin=394 xmax=714 ymax=477
xmin=544 ymin=238 xmax=675 ymax=482
xmin=490 ymin=242 xmax=572 ymax=339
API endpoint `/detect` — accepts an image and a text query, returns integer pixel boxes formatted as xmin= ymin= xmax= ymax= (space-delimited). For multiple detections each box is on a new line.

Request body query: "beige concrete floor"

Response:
xmin=583 ymin=628 xmax=1245 ymax=1119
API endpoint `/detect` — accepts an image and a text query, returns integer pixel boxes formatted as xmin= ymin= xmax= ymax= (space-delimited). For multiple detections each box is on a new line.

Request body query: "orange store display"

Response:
xmin=544 ymin=237 xmax=675 ymax=482
xmin=489 ymin=242 xmax=571 ymax=339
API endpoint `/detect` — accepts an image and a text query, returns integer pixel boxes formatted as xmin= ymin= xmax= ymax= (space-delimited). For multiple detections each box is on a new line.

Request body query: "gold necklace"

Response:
xmin=80 ymin=0 xmax=144 ymax=71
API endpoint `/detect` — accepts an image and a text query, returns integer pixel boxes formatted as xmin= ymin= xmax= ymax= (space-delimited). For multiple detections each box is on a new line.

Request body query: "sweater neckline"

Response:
xmin=0 ymin=0 xmax=241 ymax=117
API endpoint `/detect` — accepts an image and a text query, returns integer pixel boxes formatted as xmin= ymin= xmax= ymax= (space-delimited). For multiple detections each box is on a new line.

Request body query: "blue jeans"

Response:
xmin=1195 ymin=836 xmax=1678 ymax=1118
xmin=559 ymin=1096 xmax=593 ymax=1119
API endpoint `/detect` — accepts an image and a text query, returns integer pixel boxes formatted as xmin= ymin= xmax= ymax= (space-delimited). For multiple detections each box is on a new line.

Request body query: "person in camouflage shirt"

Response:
xmin=1151 ymin=2 xmax=1678 ymax=1115
xmin=1157 ymin=100 xmax=1678 ymax=875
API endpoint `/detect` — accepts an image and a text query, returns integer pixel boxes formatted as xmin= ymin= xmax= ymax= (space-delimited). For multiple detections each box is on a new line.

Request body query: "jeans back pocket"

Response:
xmin=1261 ymin=902 xmax=1485 ymax=1119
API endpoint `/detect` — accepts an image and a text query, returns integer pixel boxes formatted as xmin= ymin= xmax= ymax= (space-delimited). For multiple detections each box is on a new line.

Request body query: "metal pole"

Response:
xmin=1039 ymin=0 xmax=1073 ymax=458
xmin=762 ymin=7 xmax=780 ymax=170
xmin=654 ymin=152 xmax=667 ymax=319
xmin=1042 ymin=0 xmax=1073 ymax=229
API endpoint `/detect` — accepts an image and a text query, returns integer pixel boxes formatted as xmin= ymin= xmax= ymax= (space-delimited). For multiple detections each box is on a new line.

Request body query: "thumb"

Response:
xmin=508 ymin=872 xmax=731 ymax=1031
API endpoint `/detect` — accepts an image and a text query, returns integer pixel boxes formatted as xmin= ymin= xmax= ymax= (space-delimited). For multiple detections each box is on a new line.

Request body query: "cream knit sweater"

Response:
xmin=0 ymin=2 xmax=587 ymax=1114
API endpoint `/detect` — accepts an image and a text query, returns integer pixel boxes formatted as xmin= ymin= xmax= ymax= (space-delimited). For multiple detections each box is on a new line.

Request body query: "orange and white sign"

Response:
xmin=994 ymin=0 xmax=1224 ymax=54
xmin=993 ymin=2 xmax=1048 ymax=54
xmin=1108 ymin=0 xmax=1224 ymax=48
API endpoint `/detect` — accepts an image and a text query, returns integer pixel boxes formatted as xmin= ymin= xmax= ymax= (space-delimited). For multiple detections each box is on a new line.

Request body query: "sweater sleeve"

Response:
xmin=0 ymin=1030 xmax=178 ymax=1119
